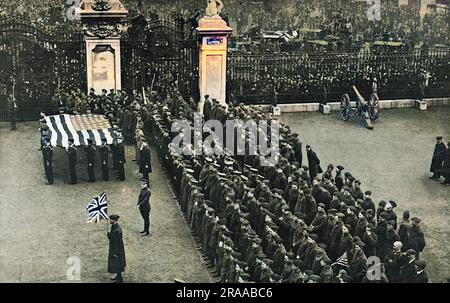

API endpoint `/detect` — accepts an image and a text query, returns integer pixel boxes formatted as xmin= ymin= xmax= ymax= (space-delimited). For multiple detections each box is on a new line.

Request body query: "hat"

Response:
xmin=109 ymin=214 xmax=120 ymax=220
xmin=337 ymin=165 xmax=344 ymax=171
xmin=406 ymin=249 xmax=416 ymax=255
xmin=205 ymin=157 xmax=213 ymax=163
xmin=415 ymin=260 xmax=426 ymax=270
xmin=388 ymin=200 xmax=397 ymax=208
xmin=436 ymin=136 xmax=443 ymax=140
xmin=364 ymin=190 xmax=372 ymax=196
xmin=411 ymin=217 xmax=421 ymax=224
xmin=140 ymin=178 xmax=149 ymax=183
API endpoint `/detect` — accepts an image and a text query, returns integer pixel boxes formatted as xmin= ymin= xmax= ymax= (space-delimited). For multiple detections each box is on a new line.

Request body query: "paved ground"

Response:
xmin=281 ymin=107 xmax=450 ymax=282
xmin=0 ymin=122 xmax=211 ymax=283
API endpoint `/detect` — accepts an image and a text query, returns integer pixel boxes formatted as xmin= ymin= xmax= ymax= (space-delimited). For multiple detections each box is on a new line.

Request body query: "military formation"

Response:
xmin=138 ymin=83 xmax=429 ymax=283
xmin=38 ymin=88 xmax=154 ymax=185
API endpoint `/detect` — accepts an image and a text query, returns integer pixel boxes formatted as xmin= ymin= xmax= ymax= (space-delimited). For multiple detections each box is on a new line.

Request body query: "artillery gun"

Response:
xmin=340 ymin=86 xmax=380 ymax=130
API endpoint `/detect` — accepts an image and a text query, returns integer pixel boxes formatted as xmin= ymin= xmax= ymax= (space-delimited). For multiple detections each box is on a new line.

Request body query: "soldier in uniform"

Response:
xmin=107 ymin=214 xmax=126 ymax=283
xmin=99 ymin=137 xmax=111 ymax=181
xmin=114 ymin=136 xmax=126 ymax=181
xmin=306 ymin=145 xmax=322 ymax=182
xmin=430 ymin=136 xmax=446 ymax=180
xmin=137 ymin=178 xmax=151 ymax=236
xmin=67 ymin=138 xmax=77 ymax=184
xmin=42 ymin=139 xmax=54 ymax=185
xmin=139 ymin=138 xmax=152 ymax=184
xmin=85 ymin=138 xmax=96 ymax=182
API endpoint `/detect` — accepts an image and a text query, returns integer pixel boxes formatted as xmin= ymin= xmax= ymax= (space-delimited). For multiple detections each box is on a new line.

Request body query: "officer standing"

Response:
xmin=85 ymin=138 xmax=96 ymax=182
xmin=430 ymin=136 xmax=446 ymax=180
xmin=42 ymin=139 xmax=54 ymax=185
xmin=99 ymin=137 xmax=111 ymax=181
xmin=107 ymin=214 xmax=126 ymax=283
xmin=306 ymin=145 xmax=322 ymax=182
xmin=114 ymin=136 xmax=126 ymax=181
xmin=139 ymin=137 xmax=152 ymax=184
xmin=137 ymin=178 xmax=151 ymax=236
xmin=67 ymin=138 xmax=77 ymax=184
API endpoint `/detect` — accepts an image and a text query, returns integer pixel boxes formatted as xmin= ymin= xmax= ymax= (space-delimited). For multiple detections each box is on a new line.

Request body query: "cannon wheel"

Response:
xmin=369 ymin=93 xmax=380 ymax=121
xmin=340 ymin=94 xmax=351 ymax=121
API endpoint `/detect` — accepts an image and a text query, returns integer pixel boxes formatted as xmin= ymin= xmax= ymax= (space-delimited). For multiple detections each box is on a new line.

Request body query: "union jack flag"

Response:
xmin=85 ymin=193 xmax=108 ymax=223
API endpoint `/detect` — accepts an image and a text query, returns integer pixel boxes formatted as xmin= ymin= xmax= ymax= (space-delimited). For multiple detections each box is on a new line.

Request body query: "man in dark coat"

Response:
xmin=414 ymin=260 xmax=428 ymax=283
xmin=99 ymin=138 xmax=111 ymax=181
xmin=335 ymin=165 xmax=345 ymax=191
xmin=398 ymin=210 xmax=412 ymax=250
xmin=137 ymin=179 xmax=151 ymax=236
xmin=42 ymin=139 xmax=54 ymax=185
xmin=430 ymin=136 xmax=446 ymax=180
xmin=67 ymin=138 xmax=77 ymax=184
xmin=306 ymin=145 xmax=322 ymax=182
xmin=139 ymin=139 xmax=152 ymax=184
xmin=348 ymin=239 xmax=368 ymax=283
xmin=292 ymin=135 xmax=302 ymax=166
xmin=442 ymin=143 xmax=450 ymax=186
xmin=108 ymin=214 xmax=126 ymax=283
xmin=384 ymin=241 xmax=403 ymax=282
xmin=406 ymin=217 xmax=426 ymax=260
xmin=85 ymin=138 xmax=96 ymax=182
xmin=113 ymin=137 xmax=126 ymax=181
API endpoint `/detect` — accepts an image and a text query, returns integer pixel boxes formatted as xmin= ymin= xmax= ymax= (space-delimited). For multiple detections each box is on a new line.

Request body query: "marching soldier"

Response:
xmin=85 ymin=138 xmax=96 ymax=182
xmin=99 ymin=138 xmax=111 ymax=181
xmin=42 ymin=139 xmax=54 ymax=185
xmin=67 ymin=138 xmax=77 ymax=184
xmin=137 ymin=178 xmax=151 ymax=236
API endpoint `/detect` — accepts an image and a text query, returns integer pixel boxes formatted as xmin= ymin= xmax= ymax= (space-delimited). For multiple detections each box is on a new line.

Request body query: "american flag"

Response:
xmin=86 ymin=193 xmax=108 ymax=223
xmin=332 ymin=252 xmax=349 ymax=268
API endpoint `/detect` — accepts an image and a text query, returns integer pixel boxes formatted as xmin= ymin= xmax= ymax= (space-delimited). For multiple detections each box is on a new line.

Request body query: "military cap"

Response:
xmin=224 ymin=159 xmax=234 ymax=166
xmin=185 ymin=168 xmax=195 ymax=174
xmin=388 ymin=200 xmax=397 ymax=208
xmin=365 ymin=190 xmax=372 ymax=196
xmin=233 ymin=170 xmax=242 ymax=176
xmin=205 ymin=157 xmax=213 ymax=163
xmin=411 ymin=217 xmax=421 ymax=224
xmin=406 ymin=249 xmax=416 ymax=255
xmin=213 ymin=163 xmax=221 ymax=168
xmin=109 ymin=214 xmax=120 ymax=220
xmin=244 ymin=164 xmax=252 ymax=169
xmin=256 ymin=174 xmax=264 ymax=180
xmin=250 ymin=167 xmax=258 ymax=173
xmin=336 ymin=165 xmax=344 ymax=171
xmin=140 ymin=178 xmax=149 ymax=183
xmin=353 ymin=236 xmax=365 ymax=248
xmin=328 ymin=208 xmax=337 ymax=215
xmin=241 ymin=175 xmax=249 ymax=181
xmin=436 ymin=136 xmax=443 ymax=140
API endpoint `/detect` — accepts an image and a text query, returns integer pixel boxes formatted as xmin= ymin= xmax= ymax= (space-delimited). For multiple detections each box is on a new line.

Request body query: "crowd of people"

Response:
xmin=108 ymin=78 xmax=428 ymax=283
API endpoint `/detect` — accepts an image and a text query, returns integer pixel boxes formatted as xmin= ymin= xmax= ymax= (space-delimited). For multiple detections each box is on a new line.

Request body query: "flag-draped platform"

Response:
xmin=44 ymin=114 xmax=117 ymax=148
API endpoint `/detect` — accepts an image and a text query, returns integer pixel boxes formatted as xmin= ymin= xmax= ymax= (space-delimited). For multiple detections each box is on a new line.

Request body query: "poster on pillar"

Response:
xmin=91 ymin=45 xmax=116 ymax=93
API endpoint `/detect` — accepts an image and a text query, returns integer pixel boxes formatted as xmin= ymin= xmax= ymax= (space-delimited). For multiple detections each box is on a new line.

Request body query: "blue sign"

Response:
xmin=206 ymin=38 xmax=223 ymax=46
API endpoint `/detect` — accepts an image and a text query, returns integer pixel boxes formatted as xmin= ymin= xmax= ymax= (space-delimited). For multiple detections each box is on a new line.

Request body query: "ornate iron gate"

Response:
xmin=0 ymin=17 xmax=85 ymax=121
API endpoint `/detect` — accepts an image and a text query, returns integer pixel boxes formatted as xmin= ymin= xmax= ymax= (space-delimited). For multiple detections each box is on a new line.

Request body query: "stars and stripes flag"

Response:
xmin=44 ymin=114 xmax=116 ymax=148
xmin=85 ymin=193 xmax=108 ymax=223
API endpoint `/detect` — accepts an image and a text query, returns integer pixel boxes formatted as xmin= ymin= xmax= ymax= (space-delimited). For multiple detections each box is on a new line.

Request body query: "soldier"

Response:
xmin=99 ymin=138 xmax=111 ymax=181
xmin=137 ymin=178 xmax=151 ymax=236
xmin=114 ymin=137 xmax=126 ymax=181
xmin=405 ymin=217 xmax=426 ymax=260
xmin=10 ymin=100 xmax=17 ymax=131
xmin=107 ymin=214 xmax=126 ymax=283
xmin=85 ymin=138 xmax=96 ymax=182
xmin=67 ymin=138 xmax=77 ymax=184
xmin=139 ymin=138 xmax=152 ymax=184
xmin=430 ymin=136 xmax=446 ymax=180
xmin=335 ymin=165 xmax=344 ymax=191
xmin=306 ymin=145 xmax=322 ymax=182
xmin=42 ymin=139 xmax=54 ymax=185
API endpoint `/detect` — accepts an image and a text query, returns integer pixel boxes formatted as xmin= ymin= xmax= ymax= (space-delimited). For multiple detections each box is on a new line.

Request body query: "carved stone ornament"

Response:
xmin=83 ymin=22 xmax=128 ymax=38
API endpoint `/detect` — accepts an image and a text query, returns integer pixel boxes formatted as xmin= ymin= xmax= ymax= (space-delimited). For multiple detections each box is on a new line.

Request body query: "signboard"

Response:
xmin=206 ymin=37 xmax=224 ymax=46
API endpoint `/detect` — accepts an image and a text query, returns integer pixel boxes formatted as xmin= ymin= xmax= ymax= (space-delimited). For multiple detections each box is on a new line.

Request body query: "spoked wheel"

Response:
xmin=369 ymin=93 xmax=380 ymax=121
xmin=340 ymin=94 xmax=351 ymax=121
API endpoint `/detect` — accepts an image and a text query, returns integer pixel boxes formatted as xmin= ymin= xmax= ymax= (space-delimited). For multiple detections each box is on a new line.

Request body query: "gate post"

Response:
xmin=196 ymin=13 xmax=233 ymax=113
xmin=79 ymin=0 xmax=128 ymax=95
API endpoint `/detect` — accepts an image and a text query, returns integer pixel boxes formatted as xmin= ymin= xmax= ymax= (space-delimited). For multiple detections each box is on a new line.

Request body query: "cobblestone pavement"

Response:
xmin=0 ymin=122 xmax=211 ymax=283
xmin=281 ymin=107 xmax=450 ymax=282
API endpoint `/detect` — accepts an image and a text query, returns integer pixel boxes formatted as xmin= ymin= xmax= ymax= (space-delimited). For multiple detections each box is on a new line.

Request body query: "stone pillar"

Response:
xmin=196 ymin=15 xmax=233 ymax=113
xmin=79 ymin=0 xmax=128 ymax=95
